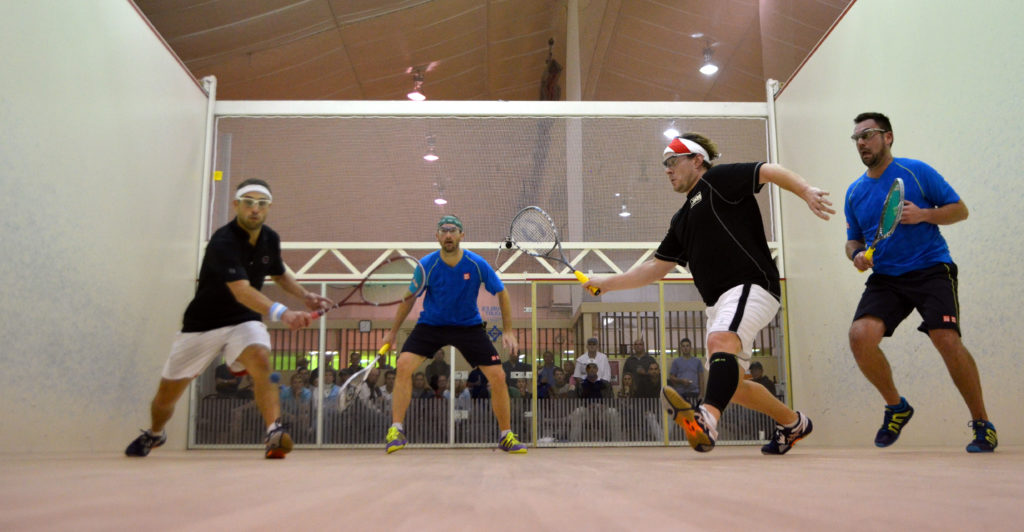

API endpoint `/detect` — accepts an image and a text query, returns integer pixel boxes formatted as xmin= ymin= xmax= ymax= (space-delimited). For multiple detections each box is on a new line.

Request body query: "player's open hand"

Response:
xmin=502 ymin=331 xmax=519 ymax=355
xmin=802 ymin=187 xmax=835 ymax=220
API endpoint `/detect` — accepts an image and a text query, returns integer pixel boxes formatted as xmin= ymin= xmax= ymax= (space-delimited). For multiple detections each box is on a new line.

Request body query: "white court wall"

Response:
xmin=776 ymin=0 xmax=1024 ymax=446
xmin=0 ymin=1 xmax=207 ymax=452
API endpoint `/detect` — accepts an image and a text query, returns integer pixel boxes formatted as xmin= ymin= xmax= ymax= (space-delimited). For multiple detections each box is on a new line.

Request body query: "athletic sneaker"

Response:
xmin=966 ymin=419 xmax=998 ymax=453
xmin=875 ymin=398 xmax=914 ymax=447
xmin=499 ymin=432 xmax=527 ymax=453
xmin=125 ymin=430 xmax=166 ymax=457
xmin=264 ymin=423 xmax=293 ymax=459
xmin=662 ymin=387 xmax=717 ymax=452
xmin=761 ymin=411 xmax=813 ymax=455
xmin=385 ymin=426 xmax=407 ymax=454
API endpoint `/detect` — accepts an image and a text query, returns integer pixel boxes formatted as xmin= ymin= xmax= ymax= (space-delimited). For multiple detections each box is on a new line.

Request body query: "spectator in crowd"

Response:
xmin=561 ymin=360 xmax=577 ymax=386
xmin=312 ymin=367 xmax=340 ymax=408
xmin=432 ymin=374 xmax=451 ymax=399
xmin=668 ymin=337 xmax=704 ymax=404
xmin=280 ymin=372 xmax=312 ymax=406
xmin=502 ymin=351 xmax=531 ymax=389
xmin=379 ymin=369 xmax=397 ymax=401
xmin=570 ymin=363 xmax=621 ymax=441
xmin=549 ymin=367 xmax=574 ymax=398
xmin=424 ymin=349 xmax=451 ymax=386
xmin=617 ymin=372 xmax=635 ymax=399
xmin=537 ymin=350 xmax=558 ymax=393
xmin=635 ymin=361 xmax=662 ymax=399
xmin=749 ymin=361 xmax=775 ymax=394
xmin=508 ymin=378 xmax=532 ymax=400
xmin=466 ymin=367 xmax=489 ymax=399
xmin=214 ymin=362 xmax=248 ymax=398
xmin=622 ymin=338 xmax=656 ymax=381
xmin=573 ymin=337 xmax=612 ymax=384
xmin=410 ymin=371 xmax=434 ymax=400
xmin=346 ymin=351 xmax=363 ymax=372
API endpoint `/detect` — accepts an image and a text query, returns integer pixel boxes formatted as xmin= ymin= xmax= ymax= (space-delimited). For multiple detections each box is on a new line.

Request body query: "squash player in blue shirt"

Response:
xmin=845 ymin=112 xmax=996 ymax=452
xmin=381 ymin=215 xmax=525 ymax=453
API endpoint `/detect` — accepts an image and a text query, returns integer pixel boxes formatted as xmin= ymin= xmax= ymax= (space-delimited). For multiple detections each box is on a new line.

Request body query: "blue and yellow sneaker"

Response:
xmin=499 ymin=431 xmax=527 ymax=453
xmin=875 ymin=397 xmax=914 ymax=447
xmin=966 ymin=419 xmax=997 ymax=453
xmin=385 ymin=426 xmax=407 ymax=454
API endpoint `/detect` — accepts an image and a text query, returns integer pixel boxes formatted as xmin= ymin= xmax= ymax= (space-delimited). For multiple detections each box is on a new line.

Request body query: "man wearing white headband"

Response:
xmin=126 ymin=178 xmax=332 ymax=460
xmin=584 ymin=132 xmax=835 ymax=456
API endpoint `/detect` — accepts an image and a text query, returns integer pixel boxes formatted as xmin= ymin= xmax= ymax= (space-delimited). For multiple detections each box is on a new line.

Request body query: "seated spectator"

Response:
xmin=357 ymin=366 xmax=385 ymax=411
xmin=214 ymin=362 xmax=253 ymax=399
xmin=508 ymin=378 xmax=532 ymax=400
xmin=424 ymin=349 xmax=450 ymax=386
xmin=346 ymin=351 xmax=363 ymax=372
xmin=537 ymin=350 xmax=558 ymax=392
xmin=432 ymin=374 xmax=451 ymax=399
xmin=561 ymin=360 xmax=577 ymax=386
xmin=570 ymin=363 xmax=621 ymax=441
xmin=280 ymin=373 xmax=312 ymax=406
xmin=617 ymin=372 xmax=635 ymax=399
xmin=466 ymin=367 xmax=489 ymax=399
xmin=622 ymin=338 xmax=656 ymax=382
xmin=749 ymin=361 xmax=775 ymax=394
xmin=573 ymin=337 xmax=612 ymax=384
xmin=549 ymin=367 xmax=575 ymax=398
xmin=634 ymin=361 xmax=661 ymax=399
xmin=312 ymin=367 xmax=341 ymax=407
xmin=411 ymin=371 xmax=434 ymax=400
xmin=379 ymin=369 xmax=397 ymax=401
xmin=502 ymin=351 xmax=531 ymax=388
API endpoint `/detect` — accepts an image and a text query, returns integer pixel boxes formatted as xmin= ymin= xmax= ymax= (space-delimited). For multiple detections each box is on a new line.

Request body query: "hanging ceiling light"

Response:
xmin=699 ymin=40 xmax=718 ymax=76
xmin=615 ymin=193 xmax=631 ymax=217
xmin=423 ymin=134 xmax=439 ymax=161
xmin=407 ymin=68 xmax=426 ymax=101
xmin=433 ymin=198 xmax=447 ymax=205
xmin=663 ymin=121 xmax=679 ymax=139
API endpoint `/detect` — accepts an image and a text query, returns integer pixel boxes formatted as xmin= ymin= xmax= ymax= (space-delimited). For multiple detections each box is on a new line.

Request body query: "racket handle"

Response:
xmin=863 ymin=247 xmax=875 ymax=261
xmin=574 ymin=270 xmax=601 ymax=295
xmin=378 ymin=343 xmax=391 ymax=355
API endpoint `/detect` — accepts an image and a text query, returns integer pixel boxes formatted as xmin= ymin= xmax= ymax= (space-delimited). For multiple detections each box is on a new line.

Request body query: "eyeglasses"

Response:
xmin=438 ymin=225 xmax=461 ymax=234
xmin=850 ymin=128 xmax=887 ymax=142
xmin=238 ymin=197 xmax=271 ymax=209
xmin=662 ymin=154 xmax=694 ymax=168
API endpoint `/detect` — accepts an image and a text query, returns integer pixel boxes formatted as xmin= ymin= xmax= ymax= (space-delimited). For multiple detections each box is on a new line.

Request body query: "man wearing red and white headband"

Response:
xmin=125 ymin=178 xmax=331 ymax=459
xmin=584 ymin=132 xmax=834 ymax=456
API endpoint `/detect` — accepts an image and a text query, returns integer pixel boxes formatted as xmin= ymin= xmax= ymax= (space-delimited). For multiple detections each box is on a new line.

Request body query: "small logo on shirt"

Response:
xmin=463 ymin=273 xmax=471 ymax=280
xmin=690 ymin=191 xmax=703 ymax=207
xmin=943 ymin=315 xmax=957 ymax=323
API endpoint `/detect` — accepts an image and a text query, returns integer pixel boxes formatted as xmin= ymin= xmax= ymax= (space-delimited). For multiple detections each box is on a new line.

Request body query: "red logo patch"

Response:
xmin=943 ymin=315 xmax=957 ymax=323
xmin=463 ymin=273 xmax=470 ymax=280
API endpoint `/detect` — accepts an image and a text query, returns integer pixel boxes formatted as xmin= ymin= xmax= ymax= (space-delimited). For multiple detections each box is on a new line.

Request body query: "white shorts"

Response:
xmin=161 ymin=321 xmax=271 ymax=380
xmin=705 ymin=284 xmax=780 ymax=371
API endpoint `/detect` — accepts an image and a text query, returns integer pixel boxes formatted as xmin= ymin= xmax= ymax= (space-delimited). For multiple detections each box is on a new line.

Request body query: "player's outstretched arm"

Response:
xmin=759 ymin=163 xmax=835 ymax=221
xmin=583 ymin=258 xmax=676 ymax=295
xmin=271 ymin=271 xmax=332 ymax=311
xmin=497 ymin=290 xmax=519 ymax=354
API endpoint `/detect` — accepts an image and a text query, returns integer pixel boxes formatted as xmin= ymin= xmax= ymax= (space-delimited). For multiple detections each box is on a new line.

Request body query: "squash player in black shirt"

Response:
xmin=584 ymin=133 xmax=834 ymax=455
xmin=125 ymin=179 xmax=331 ymax=459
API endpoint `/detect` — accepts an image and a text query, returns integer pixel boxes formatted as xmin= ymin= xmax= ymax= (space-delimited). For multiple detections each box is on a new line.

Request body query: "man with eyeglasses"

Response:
xmin=584 ymin=133 xmax=834 ymax=456
xmin=125 ymin=178 xmax=332 ymax=459
xmin=381 ymin=214 xmax=527 ymax=454
xmin=844 ymin=112 xmax=997 ymax=453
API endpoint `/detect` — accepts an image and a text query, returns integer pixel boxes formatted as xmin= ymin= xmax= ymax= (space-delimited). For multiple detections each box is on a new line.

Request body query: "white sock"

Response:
xmin=500 ymin=429 xmax=511 ymax=439
xmin=266 ymin=421 xmax=281 ymax=434
xmin=392 ymin=422 xmax=404 ymax=432
xmin=783 ymin=415 xmax=801 ymax=429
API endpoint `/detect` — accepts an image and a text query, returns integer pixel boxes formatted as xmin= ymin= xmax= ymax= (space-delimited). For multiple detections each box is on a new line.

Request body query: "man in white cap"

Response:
xmin=584 ymin=133 xmax=834 ymax=455
xmin=573 ymin=337 xmax=611 ymax=384
xmin=125 ymin=178 xmax=332 ymax=459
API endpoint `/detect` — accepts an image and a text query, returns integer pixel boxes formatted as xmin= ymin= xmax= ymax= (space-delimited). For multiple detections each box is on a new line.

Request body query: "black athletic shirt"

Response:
xmin=654 ymin=162 xmax=780 ymax=307
xmin=181 ymin=220 xmax=285 ymax=332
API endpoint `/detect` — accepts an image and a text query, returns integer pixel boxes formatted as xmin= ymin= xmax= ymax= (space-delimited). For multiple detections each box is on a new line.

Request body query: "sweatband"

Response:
xmin=269 ymin=302 xmax=288 ymax=321
xmin=235 ymin=184 xmax=273 ymax=201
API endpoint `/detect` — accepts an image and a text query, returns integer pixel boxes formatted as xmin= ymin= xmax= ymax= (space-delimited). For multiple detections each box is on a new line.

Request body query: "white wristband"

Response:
xmin=269 ymin=302 xmax=288 ymax=321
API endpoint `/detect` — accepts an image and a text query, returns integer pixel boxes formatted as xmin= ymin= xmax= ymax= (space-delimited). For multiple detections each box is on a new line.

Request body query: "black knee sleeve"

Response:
xmin=704 ymin=352 xmax=740 ymax=411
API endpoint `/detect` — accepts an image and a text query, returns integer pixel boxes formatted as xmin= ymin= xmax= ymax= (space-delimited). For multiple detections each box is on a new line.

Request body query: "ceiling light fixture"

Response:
xmin=615 ymin=193 xmax=631 ymax=217
xmin=423 ymin=134 xmax=439 ymax=161
xmin=663 ymin=121 xmax=679 ymax=139
xmin=699 ymin=40 xmax=718 ymax=76
xmin=433 ymin=198 xmax=447 ymax=205
xmin=407 ymin=67 xmax=426 ymax=101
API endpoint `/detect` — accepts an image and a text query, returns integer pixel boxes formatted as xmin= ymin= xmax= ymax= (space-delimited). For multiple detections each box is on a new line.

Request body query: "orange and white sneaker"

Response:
xmin=264 ymin=423 xmax=293 ymax=459
xmin=662 ymin=387 xmax=717 ymax=452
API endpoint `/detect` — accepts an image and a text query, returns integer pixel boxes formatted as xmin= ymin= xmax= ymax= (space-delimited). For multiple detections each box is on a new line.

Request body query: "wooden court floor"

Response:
xmin=1 ymin=445 xmax=1020 ymax=531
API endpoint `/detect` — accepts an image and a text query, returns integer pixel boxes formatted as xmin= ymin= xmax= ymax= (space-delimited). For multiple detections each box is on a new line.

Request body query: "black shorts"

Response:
xmin=853 ymin=262 xmax=962 ymax=337
xmin=401 ymin=323 xmax=501 ymax=367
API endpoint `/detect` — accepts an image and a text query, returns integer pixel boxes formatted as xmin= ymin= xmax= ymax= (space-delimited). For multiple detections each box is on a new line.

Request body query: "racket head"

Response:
xmin=875 ymin=177 xmax=904 ymax=240
xmin=359 ymin=255 xmax=426 ymax=306
xmin=337 ymin=350 xmax=386 ymax=411
xmin=508 ymin=206 xmax=560 ymax=257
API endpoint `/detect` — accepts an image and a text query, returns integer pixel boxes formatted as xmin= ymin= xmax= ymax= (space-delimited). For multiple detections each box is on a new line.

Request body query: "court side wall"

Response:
xmin=0 ymin=2 xmax=207 ymax=452
xmin=775 ymin=0 xmax=1024 ymax=447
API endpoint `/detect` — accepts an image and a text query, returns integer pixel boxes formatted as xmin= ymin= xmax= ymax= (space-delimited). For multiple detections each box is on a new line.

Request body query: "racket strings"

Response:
xmin=361 ymin=258 xmax=424 ymax=305
xmin=510 ymin=210 xmax=559 ymax=256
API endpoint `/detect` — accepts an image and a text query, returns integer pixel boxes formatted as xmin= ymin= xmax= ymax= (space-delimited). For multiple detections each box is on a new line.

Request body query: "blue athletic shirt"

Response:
xmin=416 ymin=249 xmax=505 ymax=327
xmin=844 ymin=157 xmax=960 ymax=276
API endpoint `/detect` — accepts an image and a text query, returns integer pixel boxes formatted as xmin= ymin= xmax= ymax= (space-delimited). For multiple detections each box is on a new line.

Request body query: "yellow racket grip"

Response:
xmin=863 ymin=247 xmax=875 ymax=261
xmin=574 ymin=270 xmax=601 ymax=295
xmin=378 ymin=343 xmax=391 ymax=355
